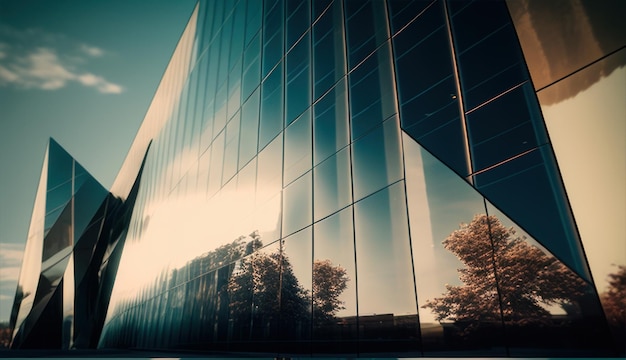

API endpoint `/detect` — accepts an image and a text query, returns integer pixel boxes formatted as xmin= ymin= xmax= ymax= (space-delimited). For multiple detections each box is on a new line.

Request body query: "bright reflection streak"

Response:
xmin=111 ymin=185 xmax=281 ymax=302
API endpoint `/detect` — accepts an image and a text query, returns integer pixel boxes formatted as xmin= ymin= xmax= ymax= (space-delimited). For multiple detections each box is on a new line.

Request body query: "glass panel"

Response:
xmin=353 ymin=181 xmax=419 ymax=353
xmin=313 ymin=79 xmax=349 ymax=165
xmin=238 ymin=87 xmax=260 ymax=170
xmin=538 ymin=50 xmax=626 ymax=352
xmin=207 ymin=130 xmax=225 ymax=198
xmin=485 ymin=202 xmax=614 ymax=356
xmin=242 ymin=32 xmax=262 ymax=102
xmin=282 ymin=170 xmax=312 ymax=237
xmin=286 ymin=0 xmax=311 ymax=50
xmin=449 ymin=0 xmax=526 ymax=110
xmin=344 ymin=0 xmax=390 ymax=70
xmin=388 ymin=0 xmax=432 ymax=35
xmin=244 ymin=0 xmax=262 ymax=46
xmin=222 ymin=114 xmax=240 ymax=185
xmin=313 ymin=146 xmax=352 ymax=222
xmin=259 ymin=62 xmax=284 ymax=151
xmin=312 ymin=0 xmax=346 ymax=100
xmin=46 ymin=140 xmax=73 ymax=191
xmin=351 ymin=117 xmax=403 ymax=201
xmin=284 ymin=110 xmax=312 ymax=185
xmin=72 ymin=176 xmax=107 ymax=240
xmin=349 ymin=40 xmax=397 ymax=140
xmin=256 ymin=134 xmax=283 ymax=206
xmin=45 ymin=180 xmax=72 ymax=219
xmin=392 ymin=0 xmax=467 ymax=176
xmin=402 ymin=132 xmax=506 ymax=355
xmin=262 ymin=0 xmax=284 ymax=77
xmin=249 ymin=240 xmax=281 ymax=342
xmin=312 ymin=207 xmax=357 ymax=354
xmin=286 ymin=32 xmax=312 ymax=125
xmin=280 ymin=227 xmax=312 ymax=350
xmin=467 ymin=83 xmax=547 ymax=172
xmin=474 ymin=146 xmax=589 ymax=282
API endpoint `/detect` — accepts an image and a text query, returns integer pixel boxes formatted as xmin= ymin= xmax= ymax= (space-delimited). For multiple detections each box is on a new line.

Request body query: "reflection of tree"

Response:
xmin=227 ymin=238 xmax=349 ymax=337
xmin=600 ymin=265 xmax=626 ymax=333
xmin=423 ymin=214 xmax=587 ymax=325
xmin=313 ymin=259 xmax=349 ymax=324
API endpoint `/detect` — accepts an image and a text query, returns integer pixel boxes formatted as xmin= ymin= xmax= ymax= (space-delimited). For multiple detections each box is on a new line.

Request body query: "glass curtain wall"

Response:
xmin=99 ymin=0 xmax=618 ymax=356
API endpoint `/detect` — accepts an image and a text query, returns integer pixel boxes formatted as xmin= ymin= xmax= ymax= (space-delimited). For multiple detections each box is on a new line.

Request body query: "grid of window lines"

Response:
xmin=99 ymin=0 xmax=593 ymax=354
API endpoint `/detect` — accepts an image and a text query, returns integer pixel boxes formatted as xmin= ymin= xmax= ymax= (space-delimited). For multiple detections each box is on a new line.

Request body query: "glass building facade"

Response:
xmin=11 ymin=0 xmax=625 ymax=356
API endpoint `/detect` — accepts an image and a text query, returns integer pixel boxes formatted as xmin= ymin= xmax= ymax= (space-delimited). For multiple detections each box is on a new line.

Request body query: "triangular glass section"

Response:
xmin=485 ymin=202 xmax=613 ymax=355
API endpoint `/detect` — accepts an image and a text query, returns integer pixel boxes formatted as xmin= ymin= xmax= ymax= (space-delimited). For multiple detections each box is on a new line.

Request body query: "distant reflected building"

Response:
xmin=10 ymin=0 xmax=625 ymax=356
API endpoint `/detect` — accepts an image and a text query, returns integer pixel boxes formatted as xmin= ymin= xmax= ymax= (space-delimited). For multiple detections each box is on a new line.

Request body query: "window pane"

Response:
xmin=284 ymin=110 xmax=312 ymax=185
xmin=349 ymin=41 xmax=397 ymax=140
xmin=351 ymin=117 xmax=403 ymax=201
xmin=286 ymin=32 xmax=312 ymax=125
xmin=263 ymin=0 xmax=284 ymax=76
xmin=313 ymin=0 xmax=347 ymax=99
xmin=354 ymin=181 xmax=419 ymax=353
xmin=344 ymin=0 xmax=390 ymax=70
xmin=222 ymin=114 xmax=240 ymax=185
xmin=286 ymin=0 xmax=311 ymax=50
xmin=256 ymin=134 xmax=283 ymax=206
xmin=282 ymin=170 xmax=312 ymax=237
xmin=313 ymin=207 xmax=357 ymax=354
xmin=402 ymin=132 xmax=506 ymax=355
xmin=238 ymin=88 xmax=260 ymax=170
xmin=313 ymin=146 xmax=352 ymax=222
xmin=280 ymin=227 xmax=312 ymax=348
xmin=242 ymin=32 xmax=262 ymax=102
xmin=259 ymin=62 xmax=284 ymax=150
xmin=313 ymin=79 xmax=349 ymax=165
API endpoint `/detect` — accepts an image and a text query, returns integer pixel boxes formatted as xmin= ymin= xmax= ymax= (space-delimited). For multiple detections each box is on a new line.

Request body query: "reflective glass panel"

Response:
xmin=353 ymin=181 xmax=419 ymax=353
xmin=286 ymin=0 xmax=311 ymax=50
xmin=284 ymin=110 xmax=312 ymax=186
xmin=286 ymin=32 xmax=312 ymax=125
xmin=313 ymin=79 xmax=349 ymax=165
xmin=262 ymin=0 xmax=284 ymax=77
xmin=402 ymin=132 xmax=506 ymax=355
xmin=349 ymin=41 xmax=398 ymax=140
xmin=312 ymin=207 xmax=357 ymax=354
xmin=259 ymin=62 xmax=284 ymax=150
xmin=474 ymin=146 xmax=589 ymax=281
xmin=280 ymin=227 xmax=312 ymax=348
xmin=351 ymin=117 xmax=403 ymax=201
xmin=282 ymin=170 xmax=312 ymax=237
xmin=242 ymin=32 xmax=262 ymax=102
xmin=256 ymin=134 xmax=283 ymax=206
xmin=207 ymin=130 xmax=225 ymax=198
xmin=344 ymin=0 xmax=390 ymax=70
xmin=485 ymin=202 xmax=613 ymax=356
xmin=312 ymin=0 xmax=346 ymax=100
xmin=238 ymin=88 xmax=260 ymax=170
xmin=313 ymin=146 xmax=352 ymax=222
xmin=222 ymin=114 xmax=240 ymax=185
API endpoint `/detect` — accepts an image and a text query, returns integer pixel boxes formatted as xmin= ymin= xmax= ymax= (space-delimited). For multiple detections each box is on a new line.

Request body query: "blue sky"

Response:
xmin=0 ymin=0 xmax=197 ymax=322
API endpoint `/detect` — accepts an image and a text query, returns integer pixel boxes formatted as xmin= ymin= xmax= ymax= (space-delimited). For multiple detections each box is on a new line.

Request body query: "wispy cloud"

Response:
xmin=0 ymin=243 xmax=23 ymax=288
xmin=0 ymin=25 xmax=123 ymax=94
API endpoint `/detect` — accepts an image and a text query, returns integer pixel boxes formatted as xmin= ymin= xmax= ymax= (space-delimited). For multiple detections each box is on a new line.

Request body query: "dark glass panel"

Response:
xmin=467 ymin=84 xmax=546 ymax=172
xmin=392 ymin=0 xmax=467 ymax=176
xmin=286 ymin=32 xmax=311 ymax=125
xmin=485 ymin=203 xmax=614 ymax=356
xmin=42 ymin=203 xmax=73 ymax=262
xmin=284 ymin=110 xmax=312 ymax=185
xmin=388 ymin=0 xmax=433 ymax=35
xmin=313 ymin=146 xmax=352 ymax=222
xmin=312 ymin=0 xmax=346 ymax=100
xmin=402 ymin=132 xmax=506 ymax=355
xmin=349 ymin=41 xmax=397 ymax=140
xmin=344 ymin=0 xmax=390 ymax=70
xmin=250 ymin=241 xmax=281 ymax=343
xmin=244 ymin=0 xmax=262 ymax=46
xmin=259 ymin=62 xmax=284 ymax=151
xmin=474 ymin=146 xmax=590 ymax=282
xmin=46 ymin=140 xmax=73 ymax=191
xmin=354 ymin=181 xmax=420 ymax=354
xmin=286 ymin=0 xmax=311 ymax=50
xmin=212 ymin=83 xmax=228 ymax=136
xmin=280 ymin=227 xmax=312 ymax=350
xmin=238 ymin=88 xmax=260 ymax=170
xmin=312 ymin=0 xmax=332 ymax=22
xmin=262 ymin=0 xmax=285 ymax=77
xmin=282 ymin=170 xmax=312 ymax=237
xmin=229 ymin=0 xmax=246 ymax=70
xmin=312 ymin=207 xmax=357 ymax=354
xmin=45 ymin=180 xmax=72 ymax=219
xmin=242 ymin=32 xmax=262 ymax=102
xmin=313 ymin=79 xmax=349 ymax=165
xmin=351 ymin=117 xmax=403 ymax=201
xmin=72 ymin=176 xmax=107 ymax=243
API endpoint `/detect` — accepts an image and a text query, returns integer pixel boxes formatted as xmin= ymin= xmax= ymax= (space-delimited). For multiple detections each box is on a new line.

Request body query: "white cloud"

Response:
xmin=0 ymin=27 xmax=123 ymax=94
xmin=80 ymin=44 xmax=105 ymax=57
